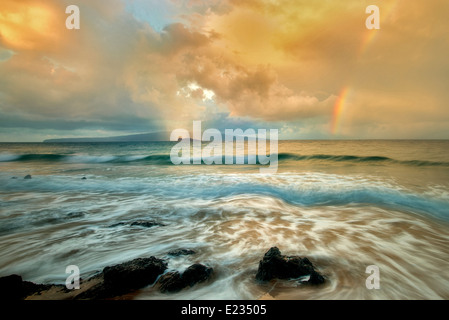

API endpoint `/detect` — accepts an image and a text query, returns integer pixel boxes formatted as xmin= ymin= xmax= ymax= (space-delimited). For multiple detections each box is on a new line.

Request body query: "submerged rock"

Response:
xmin=67 ymin=211 xmax=86 ymax=219
xmin=255 ymin=247 xmax=325 ymax=285
xmin=81 ymin=177 xmax=87 ymax=180
xmin=108 ymin=220 xmax=164 ymax=228
xmin=130 ymin=220 xmax=164 ymax=228
xmin=108 ymin=222 xmax=127 ymax=228
xmin=159 ymin=264 xmax=213 ymax=293
xmin=24 ymin=175 xmax=32 ymax=179
xmin=167 ymin=249 xmax=196 ymax=257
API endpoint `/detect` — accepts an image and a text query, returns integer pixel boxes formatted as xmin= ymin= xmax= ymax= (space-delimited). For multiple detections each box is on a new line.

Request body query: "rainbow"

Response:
xmin=358 ymin=28 xmax=379 ymax=57
xmin=331 ymin=86 xmax=350 ymax=135
xmin=330 ymin=1 xmax=401 ymax=136
xmin=359 ymin=0 xmax=400 ymax=55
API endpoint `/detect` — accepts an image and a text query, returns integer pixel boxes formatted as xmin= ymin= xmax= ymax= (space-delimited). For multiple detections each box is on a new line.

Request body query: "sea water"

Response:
xmin=0 ymin=140 xmax=448 ymax=299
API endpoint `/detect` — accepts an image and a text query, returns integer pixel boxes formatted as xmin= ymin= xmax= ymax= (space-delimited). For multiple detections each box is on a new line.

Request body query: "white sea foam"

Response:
xmin=0 ymin=152 xmax=20 ymax=162
xmin=65 ymin=155 xmax=118 ymax=163
xmin=1 ymin=140 xmax=449 ymax=299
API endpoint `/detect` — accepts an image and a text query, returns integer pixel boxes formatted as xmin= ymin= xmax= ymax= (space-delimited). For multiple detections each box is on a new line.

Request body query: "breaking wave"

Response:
xmin=1 ymin=152 xmax=449 ymax=167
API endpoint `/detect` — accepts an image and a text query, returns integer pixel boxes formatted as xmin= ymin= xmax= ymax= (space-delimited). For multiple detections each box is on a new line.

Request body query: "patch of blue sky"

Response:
xmin=124 ymin=0 xmax=181 ymax=32
xmin=0 ymin=48 xmax=14 ymax=62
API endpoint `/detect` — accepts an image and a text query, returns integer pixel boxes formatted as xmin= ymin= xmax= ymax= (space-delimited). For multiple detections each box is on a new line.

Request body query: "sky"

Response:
xmin=0 ymin=0 xmax=448 ymax=142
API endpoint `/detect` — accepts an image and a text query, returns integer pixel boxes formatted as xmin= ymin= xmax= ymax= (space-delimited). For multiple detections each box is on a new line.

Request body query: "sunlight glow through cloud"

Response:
xmin=0 ymin=0 xmax=448 ymax=141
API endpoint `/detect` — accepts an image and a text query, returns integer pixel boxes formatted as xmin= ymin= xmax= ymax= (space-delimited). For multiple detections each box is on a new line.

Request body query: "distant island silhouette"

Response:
xmin=43 ymin=132 xmax=172 ymax=143
xmin=43 ymin=131 xmax=266 ymax=143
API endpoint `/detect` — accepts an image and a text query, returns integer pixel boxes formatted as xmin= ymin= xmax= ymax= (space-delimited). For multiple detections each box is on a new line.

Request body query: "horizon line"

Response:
xmin=1 ymin=138 xmax=449 ymax=143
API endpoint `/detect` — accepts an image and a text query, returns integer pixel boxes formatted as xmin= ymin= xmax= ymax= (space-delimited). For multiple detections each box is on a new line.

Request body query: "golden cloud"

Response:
xmin=0 ymin=0 xmax=448 ymax=139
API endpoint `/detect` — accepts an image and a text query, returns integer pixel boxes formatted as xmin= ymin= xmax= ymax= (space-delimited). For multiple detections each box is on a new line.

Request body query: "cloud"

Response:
xmin=0 ymin=0 xmax=448 ymax=141
xmin=0 ymin=0 xmax=167 ymax=138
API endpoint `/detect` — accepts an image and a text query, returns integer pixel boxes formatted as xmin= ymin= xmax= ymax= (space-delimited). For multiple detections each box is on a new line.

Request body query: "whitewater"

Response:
xmin=1 ymin=140 xmax=448 ymax=299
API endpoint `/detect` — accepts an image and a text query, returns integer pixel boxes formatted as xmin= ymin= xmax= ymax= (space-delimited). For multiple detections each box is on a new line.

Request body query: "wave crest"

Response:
xmin=1 ymin=152 xmax=448 ymax=167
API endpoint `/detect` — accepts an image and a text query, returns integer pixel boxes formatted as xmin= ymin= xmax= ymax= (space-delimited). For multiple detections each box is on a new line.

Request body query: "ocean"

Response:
xmin=0 ymin=140 xmax=449 ymax=299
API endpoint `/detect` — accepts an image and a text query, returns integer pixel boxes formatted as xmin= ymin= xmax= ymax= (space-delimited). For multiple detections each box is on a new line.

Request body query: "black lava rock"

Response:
xmin=102 ymin=257 xmax=167 ymax=295
xmin=0 ymin=274 xmax=24 ymax=299
xmin=159 ymin=264 xmax=213 ymax=293
xmin=255 ymin=247 xmax=325 ymax=285
xmin=182 ymin=264 xmax=213 ymax=287
xmin=308 ymin=270 xmax=326 ymax=285
xmin=24 ymin=175 xmax=32 ymax=179
xmin=158 ymin=271 xmax=184 ymax=293
xmin=0 ymin=274 xmax=52 ymax=300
